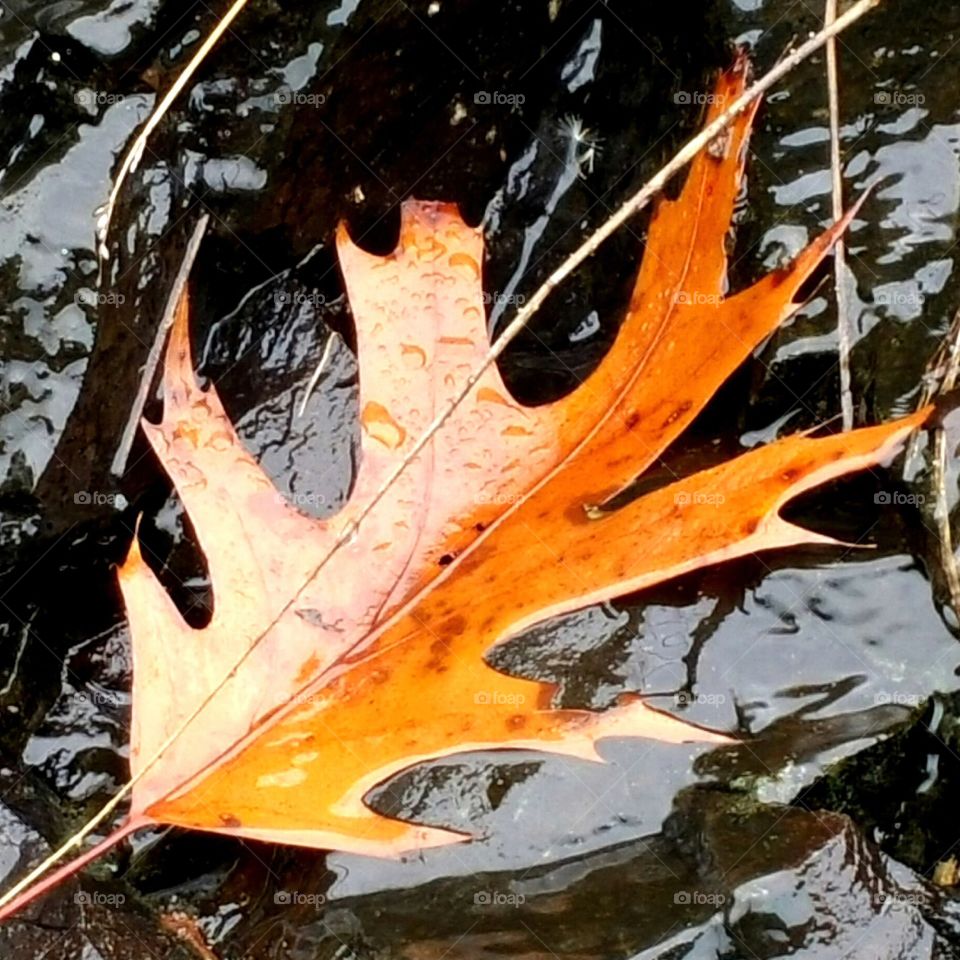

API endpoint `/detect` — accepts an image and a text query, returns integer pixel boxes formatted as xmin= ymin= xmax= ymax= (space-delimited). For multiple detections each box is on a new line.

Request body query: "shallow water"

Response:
xmin=3 ymin=0 xmax=960 ymax=956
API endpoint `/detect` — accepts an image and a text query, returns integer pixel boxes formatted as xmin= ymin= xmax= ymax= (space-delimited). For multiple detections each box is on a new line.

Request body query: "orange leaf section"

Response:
xmin=120 ymin=56 xmax=926 ymax=856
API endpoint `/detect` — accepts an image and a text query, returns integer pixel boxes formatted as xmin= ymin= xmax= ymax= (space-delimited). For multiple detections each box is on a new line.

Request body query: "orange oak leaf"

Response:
xmin=120 ymin=57 xmax=925 ymax=851
xmin=0 ymin=56 xmax=928 ymax=918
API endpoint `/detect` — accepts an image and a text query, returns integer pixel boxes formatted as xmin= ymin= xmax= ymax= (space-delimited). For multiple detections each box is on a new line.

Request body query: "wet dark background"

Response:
xmin=3 ymin=0 xmax=960 ymax=956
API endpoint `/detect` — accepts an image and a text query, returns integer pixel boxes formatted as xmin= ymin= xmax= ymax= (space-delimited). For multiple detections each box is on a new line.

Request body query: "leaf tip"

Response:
xmin=119 ymin=516 xmax=145 ymax=580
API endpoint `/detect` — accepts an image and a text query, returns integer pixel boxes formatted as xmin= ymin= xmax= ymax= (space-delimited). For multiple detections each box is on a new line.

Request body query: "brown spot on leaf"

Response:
xmin=663 ymin=400 xmax=693 ymax=426
xmin=425 ymin=649 xmax=449 ymax=673
xmin=769 ymin=266 xmax=789 ymax=288
xmin=426 ymin=617 xmax=464 ymax=672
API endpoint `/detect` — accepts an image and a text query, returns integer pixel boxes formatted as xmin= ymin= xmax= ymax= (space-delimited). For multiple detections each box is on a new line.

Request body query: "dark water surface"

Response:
xmin=3 ymin=0 xmax=960 ymax=956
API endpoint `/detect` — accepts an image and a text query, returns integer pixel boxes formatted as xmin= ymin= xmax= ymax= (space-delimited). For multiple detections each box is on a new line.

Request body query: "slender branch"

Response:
xmin=826 ymin=0 xmax=856 ymax=430
xmin=111 ymin=215 xmax=210 ymax=475
xmin=921 ymin=307 xmax=960 ymax=624
xmin=932 ymin=427 xmax=960 ymax=620
xmin=97 ymin=0 xmax=250 ymax=261
xmin=0 ymin=0 xmax=885 ymax=920
xmin=298 ymin=333 xmax=338 ymax=418
xmin=0 ymin=820 xmax=143 ymax=923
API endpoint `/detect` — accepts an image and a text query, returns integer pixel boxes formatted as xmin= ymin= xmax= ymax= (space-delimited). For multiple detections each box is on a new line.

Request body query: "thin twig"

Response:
xmin=111 ymin=215 xmax=210 ymax=475
xmin=97 ymin=0 xmax=250 ymax=261
xmin=826 ymin=0 xmax=855 ymax=430
xmin=932 ymin=428 xmax=960 ymax=620
xmin=0 ymin=820 xmax=142 ymax=923
xmin=298 ymin=333 xmax=338 ymax=418
xmin=0 ymin=0 xmax=885 ymax=919
xmin=920 ymin=308 xmax=960 ymax=623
